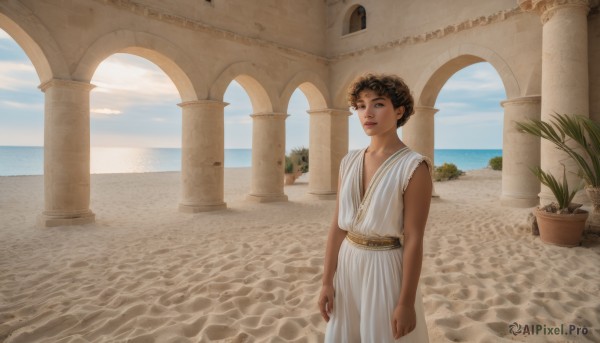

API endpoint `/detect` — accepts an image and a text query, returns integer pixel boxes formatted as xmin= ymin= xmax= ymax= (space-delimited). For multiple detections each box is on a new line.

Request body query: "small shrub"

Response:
xmin=284 ymin=155 xmax=294 ymax=173
xmin=290 ymin=146 xmax=309 ymax=173
xmin=489 ymin=156 xmax=502 ymax=170
xmin=434 ymin=163 xmax=463 ymax=181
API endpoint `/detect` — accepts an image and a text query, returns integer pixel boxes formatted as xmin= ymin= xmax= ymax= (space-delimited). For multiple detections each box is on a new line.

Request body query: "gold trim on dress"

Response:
xmin=346 ymin=231 xmax=401 ymax=250
xmin=353 ymin=147 xmax=410 ymax=227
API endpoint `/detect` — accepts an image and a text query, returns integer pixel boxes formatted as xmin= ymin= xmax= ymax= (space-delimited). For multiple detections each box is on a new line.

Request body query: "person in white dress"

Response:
xmin=318 ymin=74 xmax=432 ymax=342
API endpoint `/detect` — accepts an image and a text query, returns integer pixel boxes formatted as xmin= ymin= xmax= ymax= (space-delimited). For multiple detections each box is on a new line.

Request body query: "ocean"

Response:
xmin=0 ymin=146 xmax=502 ymax=176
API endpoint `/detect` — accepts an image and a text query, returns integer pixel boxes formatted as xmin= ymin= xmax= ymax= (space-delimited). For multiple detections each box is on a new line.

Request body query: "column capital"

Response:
xmin=500 ymin=95 xmax=541 ymax=107
xmin=519 ymin=0 xmax=590 ymax=23
xmin=306 ymin=108 xmax=352 ymax=116
xmin=413 ymin=106 xmax=439 ymax=115
xmin=178 ymin=100 xmax=229 ymax=108
xmin=39 ymin=79 xmax=95 ymax=93
xmin=249 ymin=112 xmax=290 ymax=119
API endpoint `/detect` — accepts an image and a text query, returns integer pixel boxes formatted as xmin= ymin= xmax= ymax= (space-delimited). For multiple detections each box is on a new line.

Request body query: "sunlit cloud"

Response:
xmin=0 ymin=100 xmax=42 ymax=110
xmin=0 ymin=61 xmax=37 ymax=90
xmin=89 ymin=54 xmax=181 ymax=136
xmin=442 ymin=78 xmax=504 ymax=92
xmin=436 ymin=111 xmax=503 ymax=125
xmin=91 ymin=108 xmax=122 ymax=115
xmin=433 ymin=63 xmax=505 ymax=149
xmin=225 ymin=116 xmax=252 ymax=125
xmin=92 ymin=54 xmax=179 ymax=103
xmin=436 ymin=102 xmax=470 ymax=110
xmin=441 ymin=63 xmax=505 ymax=93
xmin=0 ymin=27 xmax=505 ymax=150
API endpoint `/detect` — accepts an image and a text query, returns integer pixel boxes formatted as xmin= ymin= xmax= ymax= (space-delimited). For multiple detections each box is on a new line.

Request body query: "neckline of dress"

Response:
xmin=358 ymin=146 xmax=409 ymax=204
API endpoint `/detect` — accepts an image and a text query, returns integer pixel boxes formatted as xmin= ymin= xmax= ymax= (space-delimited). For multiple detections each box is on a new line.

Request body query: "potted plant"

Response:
xmin=516 ymin=113 xmax=600 ymax=232
xmin=531 ymin=166 xmax=588 ymax=246
xmin=284 ymin=155 xmax=296 ymax=185
xmin=289 ymin=146 xmax=309 ymax=178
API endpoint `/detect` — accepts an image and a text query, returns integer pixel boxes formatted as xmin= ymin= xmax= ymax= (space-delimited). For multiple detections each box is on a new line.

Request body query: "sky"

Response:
xmin=0 ymin=28 xmax=505 ymax=151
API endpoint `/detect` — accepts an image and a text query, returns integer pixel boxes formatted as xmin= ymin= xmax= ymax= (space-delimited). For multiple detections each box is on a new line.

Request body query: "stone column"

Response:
xmin=247 ymin=112 xmax=289 ymax=202
xmin=307 ymin=108 xmax=350 ymax=199
xmin=500 ymin=96 xmax=541 ymax=207
xmin=403 ymin=106 xmax=438 ymax=165
xmin=38 ymin=79 xmax=95 ymax=227
xmin=519 ymin=0 xmax=590 ymax=205
xmin=178 ymin=100 xmax=227 ymax=212
xmin=402 ymin=106 xmax=439 ymax=197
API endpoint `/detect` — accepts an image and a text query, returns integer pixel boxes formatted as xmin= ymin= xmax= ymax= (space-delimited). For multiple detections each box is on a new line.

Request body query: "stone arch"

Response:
xmin=414 ymin=44 xmax=519 ymax=107
xmin=343 ymin=4 xmax=367 ymax=35
xmin=523 ymin=59 xmax=542 ymax=96
xmin=0 ymin=9 xmax=69 ymax=82
xmin=280 ymin=71 xmax=330 ymax=112
xmin=333 ymin=70 xmax=369 ymax=110
xmin=210 ymin=62 xmax=275 ymax=113
xmin=73 ymin=30 xmax=199 ymax=102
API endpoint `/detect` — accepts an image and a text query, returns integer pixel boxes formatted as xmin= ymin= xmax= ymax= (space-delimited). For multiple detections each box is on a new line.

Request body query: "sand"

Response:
xmin=0 ymin=168 xmax=599 ymax=342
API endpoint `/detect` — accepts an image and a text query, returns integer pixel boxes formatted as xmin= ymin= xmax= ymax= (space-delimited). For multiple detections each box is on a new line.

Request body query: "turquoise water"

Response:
xmin=433 ymin=149 xmax=502 ymax=171
xmin=0 ymin=146 xmax=501 ymax=176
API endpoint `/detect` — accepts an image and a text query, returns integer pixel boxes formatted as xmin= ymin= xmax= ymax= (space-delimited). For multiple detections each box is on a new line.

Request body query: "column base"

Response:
xmin=500 ymin=194 xmax=539 ymax=208
xmin=179 ymin=202 xmax=227 ymax=213
xmin=246 ymin=193 xmax=288 ymax=203
xmin=37 ymin=210 xmax=95 ymax=228
xmin=308 ymin=191 xmax=337 ymax=200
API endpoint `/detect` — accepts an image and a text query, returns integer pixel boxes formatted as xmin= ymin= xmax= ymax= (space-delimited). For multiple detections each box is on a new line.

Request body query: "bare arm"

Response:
xmin=318 ymin=176 xmax=347 ymax=322
xmin=392 ymin=162 xmax=432 ymax=338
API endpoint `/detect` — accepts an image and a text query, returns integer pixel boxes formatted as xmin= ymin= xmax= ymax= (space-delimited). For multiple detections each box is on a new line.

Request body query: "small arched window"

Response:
xmin=347 ymin=5 xmax=366 ymax=34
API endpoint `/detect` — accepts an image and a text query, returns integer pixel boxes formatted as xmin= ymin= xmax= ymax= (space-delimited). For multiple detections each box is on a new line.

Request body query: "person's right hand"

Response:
xmin=318 ymin=284 xmax=335 ymax=322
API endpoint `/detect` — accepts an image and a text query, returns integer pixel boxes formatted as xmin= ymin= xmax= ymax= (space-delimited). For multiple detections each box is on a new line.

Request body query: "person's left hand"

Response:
xmin=391 ymin=303 xmax=416 ymax=339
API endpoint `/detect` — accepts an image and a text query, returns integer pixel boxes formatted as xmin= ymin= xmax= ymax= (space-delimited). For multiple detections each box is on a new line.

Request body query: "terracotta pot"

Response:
xmin=284 ymin=173 xmax=296 ymax=185
xmin=534 ymin=207 xmax=589 ymax=247
xmin=585 ymin=186 xmax=600 ymax=231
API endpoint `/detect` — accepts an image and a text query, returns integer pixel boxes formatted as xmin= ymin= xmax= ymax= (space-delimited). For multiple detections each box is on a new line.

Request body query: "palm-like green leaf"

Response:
xmin=515 ymin=113 xmax=600 ymax=187
xmin=531 ymin=166 xmax=582 ymax=211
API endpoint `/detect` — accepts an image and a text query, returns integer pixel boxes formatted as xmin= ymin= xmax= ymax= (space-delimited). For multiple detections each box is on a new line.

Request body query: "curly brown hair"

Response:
xmin=348 ymin=74 xmax=414 ymax=128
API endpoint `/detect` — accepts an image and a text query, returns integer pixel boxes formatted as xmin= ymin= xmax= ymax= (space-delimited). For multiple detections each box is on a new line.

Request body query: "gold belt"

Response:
xmin=346 ymin=231 xmax=401 ymax=250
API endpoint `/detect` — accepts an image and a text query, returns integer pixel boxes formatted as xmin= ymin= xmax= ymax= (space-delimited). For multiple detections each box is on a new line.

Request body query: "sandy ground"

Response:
xmin=0 ymin=168 xmax=599 ymax=342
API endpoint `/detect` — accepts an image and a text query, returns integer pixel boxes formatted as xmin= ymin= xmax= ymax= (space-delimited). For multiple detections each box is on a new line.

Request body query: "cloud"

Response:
xmin=91 ymin=108 xmax=122 ymax=115
xmin=441 ymin=63 xmax=505 ymax=93
xmin=90 ymin=64 xmax=180 ymax=121
xmin=0 ymin=61 xmax=38 ymax=90
xmin=0 ymin=28 xmax=506 ymax=150
xmin=436 ymin=111 xmax=503 ymax=125
xmin=225 ymin=116 xmax=252 ymax=125
xmin=435 ymin=102 xmax=470 ymax=110
xmin=0 ymin=30 xmax=11 ymax=40
xmin=442 ymin=78 xmax=504 ymax=92
xmin=91 ymin=54 xmax=180 ymax=110
xmin=0 ymin=100 xmax=43 ymax=110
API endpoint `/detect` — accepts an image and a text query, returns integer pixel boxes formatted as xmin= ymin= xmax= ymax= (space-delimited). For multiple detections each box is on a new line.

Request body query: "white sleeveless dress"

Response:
xmin=324 ymin=147 xmax=431 ymax=343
